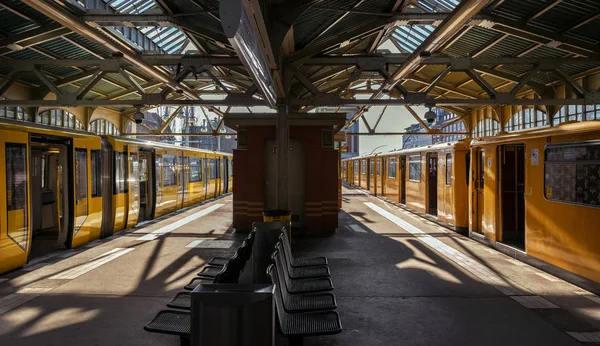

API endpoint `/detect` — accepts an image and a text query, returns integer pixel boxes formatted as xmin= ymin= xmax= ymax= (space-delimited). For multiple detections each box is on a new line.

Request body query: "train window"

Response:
xmin=114 ymin=151 xmax=128 ymax=194
xmin=6 ymin=143 xmax=28 ymax=250
xmin=209 ymin=159 xmax=216 ymax=179
xmin=229 ymin=159 xmax=233 ymax=177
xmin=370 ymin=160 xmax=374 ymax=176
xmin=376 ymin=159 xmax=381 ymax=176
xmin=409 ymin=155 xmax=421 ymax=181
xmin=388 ymin=158 xmax=396 ymax=178
xmin=216 ymin=159 xmax=221 ymax=179
xmin=41 ymin=155 xmax=46 ymax=190
xmin=544 ymin=143 xmax=600 ymax=207
xmin=162 ymin=155 xmax=177 ymax=187
xmin=446 ymin=153 xmax=452 ymax=185
xmin=479 ymin=151 xmax=485 ymax=189
xmin=91 ymin=150 xmax=101 ymax=197
xmin=156 ymin=156 xmax=162 ymax=190
xmin=75 ymin=149 xmax=88 ymax=202
xmin=190 ymin=157 xmax=202 ymax=182
xmin=361 ymin=160 xmax=366 ymax=174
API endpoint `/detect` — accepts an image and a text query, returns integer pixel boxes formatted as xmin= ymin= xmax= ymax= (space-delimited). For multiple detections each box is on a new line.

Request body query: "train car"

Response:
xmin=100 ymin=136 xmax=233 ymax=235
xmin=343 ymin=139 xmax=471 ymax=233
xmin=0 ymin=120 xmax=103 ymax=273
xmin=0 ymin=120 xmax=233 ymax=274
xmin=469 ymin=121 xmax=600 ymax=283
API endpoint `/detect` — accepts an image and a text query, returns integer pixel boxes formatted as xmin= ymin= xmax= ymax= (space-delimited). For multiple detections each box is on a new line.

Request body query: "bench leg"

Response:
xmin=180 ymin=336 xmax=190 ymax=346
xmin=289 ymin=336 xmax=304 ymax=346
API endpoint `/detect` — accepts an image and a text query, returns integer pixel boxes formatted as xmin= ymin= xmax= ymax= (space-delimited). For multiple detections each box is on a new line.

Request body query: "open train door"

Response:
xmin=0 ymin=131 xmax=30 ymax=272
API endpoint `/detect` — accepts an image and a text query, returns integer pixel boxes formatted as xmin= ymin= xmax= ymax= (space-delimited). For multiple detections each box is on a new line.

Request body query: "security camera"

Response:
xmin=133 ymin=110 xmax=144 ymax=124
xmin=424 ymin=107 xmax=436 ymax=124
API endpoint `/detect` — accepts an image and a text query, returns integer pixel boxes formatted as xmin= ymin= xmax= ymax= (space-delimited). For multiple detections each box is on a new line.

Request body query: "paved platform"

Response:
xmin=1 ymin=189 xmax=600 ymax=345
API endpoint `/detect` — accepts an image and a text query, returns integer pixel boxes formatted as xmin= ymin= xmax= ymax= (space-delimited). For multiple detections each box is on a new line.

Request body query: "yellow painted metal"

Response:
xmin=0 ymin=129 xmax=30 ymax=273
xmin=72 ymin=137 xmax=103 ymax=248
xmin=470 ymin=121 xmax=600 ymax=283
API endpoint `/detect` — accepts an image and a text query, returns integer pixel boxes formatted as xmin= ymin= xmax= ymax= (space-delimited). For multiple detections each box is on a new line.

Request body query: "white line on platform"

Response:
xmin=137 ymin=204 xmax=225 ymax=241
xmin=535 ymin=272 xmax=561 ymax=282
xmin=50 ymin=248 xmax=134 ymax=280
xmin=567 ymin=332 xmax=600 ymax=342
xmin=510 ymin=295 xmax=559 ymax=309
xmin=365 ymin=202 xmax=521 ymax=296
xmin=0 ymin=287 xmax=54 ymax=315
xmin=348 ymin=224 xmax=368 ymax=233
xmin=186 ymin=240 xmax=234 ymax=249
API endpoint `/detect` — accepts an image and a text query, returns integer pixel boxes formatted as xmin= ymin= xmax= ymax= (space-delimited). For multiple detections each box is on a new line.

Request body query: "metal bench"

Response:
xmin=143 ymin=310 xmax=191 ymax=346
xmin=276 ymin=242 xmax=330 ymax=279
xmin=267 ymin=263 xmax=336 ymax=313
xmin=268 ymin=265 xmax=342 ymax=346
xmin=273 ymin=248 xmax=333 ymax=294
xmin=280 ymin=228 xmax=328 ymax=267
xmin=207 ymin=229 xmax=256 ymax=267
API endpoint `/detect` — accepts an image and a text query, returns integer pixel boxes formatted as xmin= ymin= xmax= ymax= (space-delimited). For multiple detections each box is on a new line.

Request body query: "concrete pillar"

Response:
xmin=276 ymin=105 xmax=289 ymax=210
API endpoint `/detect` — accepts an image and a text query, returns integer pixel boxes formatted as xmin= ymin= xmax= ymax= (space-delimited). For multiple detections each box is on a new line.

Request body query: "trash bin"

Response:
xmin=190 ymin=283 xmax=274 ymax=346
xmin=252 ymin=221 xmax=290 ymax=284
xmin=262 ymin=210 xmax=291 ymax=222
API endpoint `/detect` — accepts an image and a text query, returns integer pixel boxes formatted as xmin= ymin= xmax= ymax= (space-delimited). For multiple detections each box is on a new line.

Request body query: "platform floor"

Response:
xmin=1 ymin=189 xmax=600 ymax=345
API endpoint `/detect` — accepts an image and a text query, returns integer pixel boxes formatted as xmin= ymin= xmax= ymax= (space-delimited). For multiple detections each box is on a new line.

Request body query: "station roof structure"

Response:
xmin=0 ymin=0 xmax=599 ymax=131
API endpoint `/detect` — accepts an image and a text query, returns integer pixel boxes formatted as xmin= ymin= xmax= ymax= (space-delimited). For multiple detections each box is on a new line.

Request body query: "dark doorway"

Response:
xmin=138 ymin=149 xmax=154 ymax=222
xmin=427 ymin=153 xmax=438 ymax=216
xmin=500 ymin=145 xmax=526 ymax=250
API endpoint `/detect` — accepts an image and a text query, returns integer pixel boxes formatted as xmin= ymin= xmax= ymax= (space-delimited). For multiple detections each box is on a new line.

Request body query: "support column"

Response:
xmin=276 ymin=104 xmax=289 ymax=210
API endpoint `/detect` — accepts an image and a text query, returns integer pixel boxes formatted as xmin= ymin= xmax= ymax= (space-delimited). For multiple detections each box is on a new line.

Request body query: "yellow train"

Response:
xmin=343 ymin=122 xmax=600 ymax=284
xmin=0 ymin=120 xmax=232 ymax=274
xmin=343 ymin=140 xmax=471 ymax=233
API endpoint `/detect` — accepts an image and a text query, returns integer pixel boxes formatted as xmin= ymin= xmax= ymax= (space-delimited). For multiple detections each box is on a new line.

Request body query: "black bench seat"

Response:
xmin=197 ymin=265 xmax=223 ymax=278
xmin=268 ymin=263 xmax=336 ymax=312
xmin=144 ymin=309 xmax=191 ymax=346
xmin=277 ymin=243 xmax=330 ymax=279
xmin=268 ymin=264 xmax=342 ymax=346
xmin=184 ymin=276 xmax=213 ymax=291
xmin=167 ymin=292 xmax=191 ymax=310
xmin=274 ymin=249 xmax=333 ymax=294
xmin=281 ymin=229 xmax=328 ymax=267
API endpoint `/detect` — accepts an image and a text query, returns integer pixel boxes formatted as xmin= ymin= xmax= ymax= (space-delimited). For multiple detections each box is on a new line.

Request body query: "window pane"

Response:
xmin=6 ymin=143 xmax=28 ymax=250
xmin=91 ymin=150 xmax=102 ymax=197
xmin=545 ymin=143 xmax=600 ymax=207
xmin=388 ymin=157 xmax=396 ymax=178
xmin=114 ymin=151 xmax=128 ymax=194
xmin=409 ymin=155 xmax=421 ymax=181
xmin=446 ymin=153 xmax=452 ymax=185
xmin=75 ymin=149 xmax=88 ymax=233
xmin=376 ymin=159 xmax=381 ymax=176
xmin=361 ymin=160 xmax=366 ymax=174
xmin=162 ymin=155 xmax=176 ymax=186
xmin=190 ymin=157 xmax=202 ymax=182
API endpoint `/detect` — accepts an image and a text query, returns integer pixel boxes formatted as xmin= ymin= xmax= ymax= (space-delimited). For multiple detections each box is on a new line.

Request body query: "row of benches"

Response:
xmin=143 ymin=226 xmax=342 ymax=345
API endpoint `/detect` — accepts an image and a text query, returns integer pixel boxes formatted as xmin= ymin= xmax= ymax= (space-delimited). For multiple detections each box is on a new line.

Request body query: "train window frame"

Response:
xmin=409 ymin=154 xmax=421 ymax=182
xmin=445 ymin=153 xmax=452 ymax=185
xmin=543 ymin=141 xmax=600 ymax=208
xmin=75 ymin=149 xmax=88 ymax=203
xmin=189 ymin=157 xmax=202 ymax=183
xmin=114 ymin=151 xmax=129 ymax=194
xmin=91 ymin=150 xmax=102 ymax=197
xmin=6 ymin=143 xmax=28 ymax=250
xmin=361 ymin=160 xmax=366 ymax=174
xmin=162 ymin=154 xmax=177 ymax=187
xmin=388 ymin=157 xmax=397 ymax=178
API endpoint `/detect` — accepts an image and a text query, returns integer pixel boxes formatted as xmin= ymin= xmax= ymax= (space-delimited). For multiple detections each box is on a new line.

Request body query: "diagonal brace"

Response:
xmin=554 ymin=68 xmax=585 ymax=98
xmin=465 ymin=69 xmax=497 ymax=98
xmin=33 ymin=68 xmax=62 ymax=95
xmin=77 ymin=70 xmax=106 ymax=99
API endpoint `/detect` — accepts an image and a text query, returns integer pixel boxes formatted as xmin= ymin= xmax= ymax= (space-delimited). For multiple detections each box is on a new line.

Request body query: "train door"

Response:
xmin=27 ymin=136 xmax=73 ymax=259
xmin=127 ymin=150 xmax=140 ymax=228
xmin=400 ymin=156 xmax=406 ymax=204
xmin=223 ymin=157 xmax=230 ymax=193
xmin=0 ymin=133 xmax=30 ymax=271
xmin=427 ymin=153 xmax=438 ymax=216
xmin=473 ymin=148 xmax=485 ymax=234
xmin=138 ymin=149 xmax=154 ymax=222
xmin=177 ymin=154 xmax=185 ymax=209
xmin=500 ymin=144 xmax=526 ymax=250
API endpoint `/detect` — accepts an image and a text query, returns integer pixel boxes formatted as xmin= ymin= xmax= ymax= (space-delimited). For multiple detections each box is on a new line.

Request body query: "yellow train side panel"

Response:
xmin=0 ymin=130 xmax=30 ymax=273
